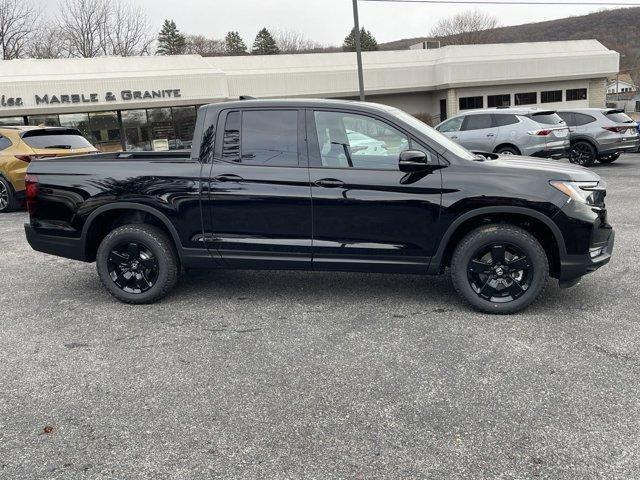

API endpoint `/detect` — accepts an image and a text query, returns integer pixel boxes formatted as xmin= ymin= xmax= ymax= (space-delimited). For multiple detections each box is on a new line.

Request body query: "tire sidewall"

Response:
xmin=96 ymin=226 xmax=175 ymax=304
xmin=0 ymin=176 xmax=16 ymax=213
xmin=496 ymin=146 xmax=519 ymax=156
xmin=451 ymin=226 xmax=548 ymax=314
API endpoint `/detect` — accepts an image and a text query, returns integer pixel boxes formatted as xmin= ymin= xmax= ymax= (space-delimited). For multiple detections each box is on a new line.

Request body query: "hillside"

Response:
xmin=380 ymin=7 xmax=640 ymax=76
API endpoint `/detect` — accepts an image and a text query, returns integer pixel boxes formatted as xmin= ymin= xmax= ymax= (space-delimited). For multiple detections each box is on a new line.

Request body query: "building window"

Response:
xmin=89 ymin=111 xmax=121 ymax=152
xmin=567 ymin=88 xmax=588 ymax=101
xmin=147 ymin=108 xmax=176 ymax=151
xmin=459 ymin=96 xmax=483 ymax=110
xmin=487 ymin=94 xmax=510 ymax=108
xmin=541 ymin=90 xmax=562 ymax=103
xmin=515 ymin=92 xmax=537 ymax=106
xmin=27 ymin=115 xmax=60 ymax=127
xmin=122 ymin=109 xmax=150 ymax=151
xmin=0 ymin=116 xmax=25 ymax=126
xmin=172 ymin=106 xmax=197 ymax=150
xmin=59 ymin=113 xmax=91 ymax=142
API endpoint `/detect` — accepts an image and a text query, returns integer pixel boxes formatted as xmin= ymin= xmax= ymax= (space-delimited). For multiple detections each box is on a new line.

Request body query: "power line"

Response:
xmin=360 ymin=0 xmax=640 ymax=5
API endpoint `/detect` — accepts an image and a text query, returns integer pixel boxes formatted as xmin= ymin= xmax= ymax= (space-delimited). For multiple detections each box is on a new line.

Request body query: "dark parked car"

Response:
xmin=24 ymin=99 xmax=614 ymax=314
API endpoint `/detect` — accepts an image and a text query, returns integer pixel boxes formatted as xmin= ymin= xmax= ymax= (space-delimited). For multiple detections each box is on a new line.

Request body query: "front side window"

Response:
xmin=515 ymin=92 xmax=537 ymax=106
xmin=459 ymin=96 xmax=483 ymax=110
xmin=314 ymin=111 xmax=409 ymax=170
xmin=463 ymin=114 xmax=493 ymax=131
xmin=567 ymin=88 xmax=588 ymax=101
xmin=437 ymin=116 xmax=464 ymax=132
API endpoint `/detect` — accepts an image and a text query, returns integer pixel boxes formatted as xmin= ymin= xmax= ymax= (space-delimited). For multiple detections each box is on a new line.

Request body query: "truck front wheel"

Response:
xmin=450 ymin=224 xmax=549 ymax=314
xmin=96 ymin=224 xmax=179 ymax=304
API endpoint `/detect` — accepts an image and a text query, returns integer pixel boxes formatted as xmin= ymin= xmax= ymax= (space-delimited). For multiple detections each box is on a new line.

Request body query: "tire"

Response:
xmin=450 ymin=224 xmax=549 ymax=314
xmin=495 ymin=145 xmax=520 ymax=156
xmin=96 ymin=224 xmax=179 ymax=304
xmin=569 ymin=141 xmax=597 ymax=167
xmin=597 ymin=153 xmax=620 ymax=164
xmin=0 ymin=176 xmax=18 ymax=213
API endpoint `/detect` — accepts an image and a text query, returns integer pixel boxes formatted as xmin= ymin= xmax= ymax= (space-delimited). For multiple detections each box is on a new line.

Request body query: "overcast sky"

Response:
xmin=43 ymin=0 xmax=637 ymax=46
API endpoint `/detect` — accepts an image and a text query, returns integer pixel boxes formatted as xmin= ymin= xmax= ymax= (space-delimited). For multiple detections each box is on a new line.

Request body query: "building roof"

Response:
xmin=0 ymin=40 xmax=620 ymax=117
xmin=607 ymin=73 xmax=635 ymax=86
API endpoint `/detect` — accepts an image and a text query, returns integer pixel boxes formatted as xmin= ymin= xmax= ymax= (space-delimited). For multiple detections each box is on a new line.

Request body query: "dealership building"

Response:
xmin=0 ymin=39 xmax=619 ymax=152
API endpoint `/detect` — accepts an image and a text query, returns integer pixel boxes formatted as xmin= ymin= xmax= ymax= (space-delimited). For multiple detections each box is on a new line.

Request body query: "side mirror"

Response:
xmin=399 ymin=150 xmax=431 ymax=172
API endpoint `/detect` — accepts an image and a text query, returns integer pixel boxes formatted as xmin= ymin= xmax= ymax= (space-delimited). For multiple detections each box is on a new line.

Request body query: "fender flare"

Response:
xmin=429 ymin=206 xmax=567 ymax=270
xmin=80 ymin=202 xmax=184 ymax=259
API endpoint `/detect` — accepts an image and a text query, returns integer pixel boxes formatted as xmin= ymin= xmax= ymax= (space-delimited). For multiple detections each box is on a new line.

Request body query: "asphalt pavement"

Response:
xmin=1 ymin=155 xmax=639 ymax=479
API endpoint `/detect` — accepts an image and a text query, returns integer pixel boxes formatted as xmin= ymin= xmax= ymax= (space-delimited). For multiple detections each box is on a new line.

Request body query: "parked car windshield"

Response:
xmin=390 ymin=109 xmax=478 ymax=161
xmin=605 ymin=111 xmax=634 ymax=124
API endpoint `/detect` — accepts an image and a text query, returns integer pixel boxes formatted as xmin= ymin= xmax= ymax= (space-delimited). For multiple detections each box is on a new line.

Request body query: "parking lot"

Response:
xmin=0 ymin=155 xmax=638 ymax=479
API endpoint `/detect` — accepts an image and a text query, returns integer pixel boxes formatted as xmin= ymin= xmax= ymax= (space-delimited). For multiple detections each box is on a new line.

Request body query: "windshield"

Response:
xmin=391 ymin=109 xmax=477 ymax=160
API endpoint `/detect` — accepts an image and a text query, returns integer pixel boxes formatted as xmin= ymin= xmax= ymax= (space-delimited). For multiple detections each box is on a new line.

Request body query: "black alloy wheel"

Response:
xmin=597 ymin=153 xmax=620 ymax=164
xmin=450 ymin=224 xmax=548 ymax=314
xmin=467 ymin=243 xmax=532 ymax=303
xmin=569 ymin=141 xmax=597 ymax=167
xmin=107 ymin=241 xmax=159 ymax=294
xmin=96 ymin=224 xmax=179 ymax=304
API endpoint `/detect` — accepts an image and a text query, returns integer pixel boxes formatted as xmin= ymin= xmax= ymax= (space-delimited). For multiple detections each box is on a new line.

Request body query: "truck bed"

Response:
xmin=31 ymin=150 xmax=192 ymax=162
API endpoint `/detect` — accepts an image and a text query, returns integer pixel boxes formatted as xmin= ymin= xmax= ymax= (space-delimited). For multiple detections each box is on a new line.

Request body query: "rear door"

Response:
xmin=206 ymin=108 xmax=312 ymax=269
xmin=459 ymin=114 xmax=498 ymax=152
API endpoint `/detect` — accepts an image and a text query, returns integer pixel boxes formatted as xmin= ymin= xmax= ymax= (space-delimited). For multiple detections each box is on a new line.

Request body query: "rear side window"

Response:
xmin=493 ymin=114 xmax=519 ymax=127
xmin=21 ymin=130 xmax=93 ymax=149
xmin=574 ymin=113 xmax=596 ymax=126
xmin=530 ymin=112 xmax=564 ymax=126
xmin=463 ymin=114 xmax=493 ymax=131
xmin=605 ymin=111 xmax=634 ymax=124
xmin=222 ymin=110 xmax=299 ymax=166
xmin=0 ymin=135 xmax=12 ymax=151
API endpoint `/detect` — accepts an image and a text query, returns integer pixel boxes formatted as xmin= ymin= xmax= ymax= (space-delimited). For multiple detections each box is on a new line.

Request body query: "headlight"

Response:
xmin=550 ymin=180 xmax=604 ymax=205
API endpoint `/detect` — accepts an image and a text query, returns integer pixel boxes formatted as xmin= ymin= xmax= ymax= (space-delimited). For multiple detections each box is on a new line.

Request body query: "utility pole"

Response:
xmin=352 ymin=0 xmax=365 ymax=101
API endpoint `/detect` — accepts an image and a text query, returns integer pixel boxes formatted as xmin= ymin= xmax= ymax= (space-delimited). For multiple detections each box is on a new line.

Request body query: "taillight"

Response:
xmin=602 ymin=126 xmax=627 ymax=133
xmin=528 ymin=130 xmax=552 ymax=136
xmin=24 ymin=174 xmax=39 ymax=215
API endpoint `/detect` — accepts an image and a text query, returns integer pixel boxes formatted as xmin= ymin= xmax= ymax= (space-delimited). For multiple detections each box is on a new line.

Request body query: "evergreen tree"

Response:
xmin=251 ymin=28 xmax=280 ymax=55
xmin=342 ymin=27 xmax=378 ymax=52
xmin=224 ymin=31 xmax=247 ymax=55
xmin=156 ymin=20 xmax=186 ymax=55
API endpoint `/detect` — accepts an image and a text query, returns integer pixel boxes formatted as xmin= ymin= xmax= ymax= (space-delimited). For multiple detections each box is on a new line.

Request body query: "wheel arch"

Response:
xmin=81 ymin=203 xmax=183 ymax=262
xmin=493 ymin=143 xmax=521 ymax=155
xmin=430 ymin=206 xmax=566 ymax=278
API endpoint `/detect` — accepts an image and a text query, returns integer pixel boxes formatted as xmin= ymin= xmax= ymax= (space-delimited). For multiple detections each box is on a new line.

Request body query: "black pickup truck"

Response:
xmin=25 ymin=99 xmax=614 ymax=313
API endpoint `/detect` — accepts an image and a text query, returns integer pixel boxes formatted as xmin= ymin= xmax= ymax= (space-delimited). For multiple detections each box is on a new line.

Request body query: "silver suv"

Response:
xmin=557 ymin=108 xmax=639 ymax=166
xmin=435 ymin=108 xmax=569 ymax=158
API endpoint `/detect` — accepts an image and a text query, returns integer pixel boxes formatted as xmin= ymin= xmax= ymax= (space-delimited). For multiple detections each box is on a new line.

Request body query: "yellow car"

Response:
xmin=0 ymin=126 xmax=97 ymax=212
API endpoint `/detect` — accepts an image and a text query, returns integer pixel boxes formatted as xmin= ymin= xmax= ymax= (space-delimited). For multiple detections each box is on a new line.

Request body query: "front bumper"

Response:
xmin=559 ymin=229 xmax=614 ymax=285
xmin=24 ymin=224 xmax=88 ymax=262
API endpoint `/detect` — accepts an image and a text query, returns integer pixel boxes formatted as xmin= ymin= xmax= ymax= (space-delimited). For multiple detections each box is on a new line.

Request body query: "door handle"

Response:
xmin=486 ymin=133 xmax=496 ymax=137
xmin=314 ymin=178 xmax=345 ymax=188
xmin=213 ymin=174 xmax=243 ymax=183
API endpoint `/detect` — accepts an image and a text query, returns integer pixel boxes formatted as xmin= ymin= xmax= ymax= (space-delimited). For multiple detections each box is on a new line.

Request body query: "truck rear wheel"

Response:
xmin=450 ymin=224 xmax=548 ymax=314
xmin=96 ymin=224 xmax=179 ymax=304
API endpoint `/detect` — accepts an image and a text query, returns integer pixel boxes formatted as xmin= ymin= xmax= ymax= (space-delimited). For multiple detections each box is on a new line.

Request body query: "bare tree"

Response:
xmin=0 ymin=0 xmax=39 ymax=59
xmin=429 ymin=10 xmax=499 ymax=45
xmin=28 ymin=24 xmax=66 ymax=59
xmin=108 ymin=1 xmax=154 ymax=56
xmin=272 ymin=29 xmax=321 ymax=54
xmin=58 ymin=0 xmax=109 ymax=57
xmin=185 ymin=35 xmax=225 ymax=57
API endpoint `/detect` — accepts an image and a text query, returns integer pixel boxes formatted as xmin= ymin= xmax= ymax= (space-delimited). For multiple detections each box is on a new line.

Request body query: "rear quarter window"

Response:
xmin=0 ymin=135 xmax=12 ymax=151
xmin=22 ymin=131 xmax=94 ymax=149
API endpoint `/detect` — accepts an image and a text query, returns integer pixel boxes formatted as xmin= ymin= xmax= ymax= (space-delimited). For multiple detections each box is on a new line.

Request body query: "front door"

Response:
xmin=307 ymin=109 xmax=443 ymax=273
xmin=206 ymin=108 xmax=312 ymax=269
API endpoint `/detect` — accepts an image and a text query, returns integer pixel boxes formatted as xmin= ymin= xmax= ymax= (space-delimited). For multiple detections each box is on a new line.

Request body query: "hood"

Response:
xmin=485 ymin=155 xmax=601 ymax=182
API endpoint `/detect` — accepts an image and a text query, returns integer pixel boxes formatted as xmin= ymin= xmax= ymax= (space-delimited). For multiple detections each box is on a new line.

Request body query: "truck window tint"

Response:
xmin=463 ymin=114 xmax=493 ymax=131
xmin=241 ymin=110 xmax=298 ymax=166
xmin=222 ymin=111 xmax=241 ymax=161
xmin=314 ymin=111 xmax=409 ymax=170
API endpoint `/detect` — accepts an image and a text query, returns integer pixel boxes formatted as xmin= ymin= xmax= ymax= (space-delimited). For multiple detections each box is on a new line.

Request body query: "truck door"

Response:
xmin=205 ymin=108 xmax=313 ymax=269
